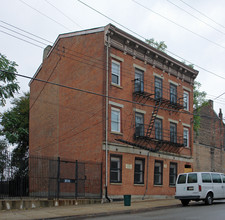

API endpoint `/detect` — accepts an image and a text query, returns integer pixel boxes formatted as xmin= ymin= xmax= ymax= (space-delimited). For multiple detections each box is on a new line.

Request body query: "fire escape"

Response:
xmin=116 ymin=78 xmax=184 ymax=153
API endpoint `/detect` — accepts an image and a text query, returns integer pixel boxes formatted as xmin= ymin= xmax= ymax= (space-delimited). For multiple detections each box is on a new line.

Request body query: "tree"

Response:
xmin=145 ymin=38 xmax=167 ymax=52
xmin=193 ymin=81 xmax=208 ymax=134
xmin=0 ymin=53 xmax=20 ymax=106
xmin=0 ymin=92 xmax=29 ymax=177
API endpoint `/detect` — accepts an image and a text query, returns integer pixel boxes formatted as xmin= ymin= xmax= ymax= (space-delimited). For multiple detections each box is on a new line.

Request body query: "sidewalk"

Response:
xmin=0 ymin=198 xmax=180 ymax=220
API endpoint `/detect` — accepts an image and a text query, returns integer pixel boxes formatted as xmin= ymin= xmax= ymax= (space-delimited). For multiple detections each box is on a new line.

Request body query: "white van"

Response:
xmin=175 ymin=172 xmax=225 ymax=206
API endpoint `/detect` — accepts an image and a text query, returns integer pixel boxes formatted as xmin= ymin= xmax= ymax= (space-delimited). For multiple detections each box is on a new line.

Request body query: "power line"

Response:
xmin=0 ymin=69 xmax=222 ymax=119
xmin=76 ymin=0 xmax=225 ymax=81
xmin=214 ymin=92 xmax=225 ymax=100
xmin=179 ymin=0 xmax=225 ymax=30
xmin=132 ymin=0 xmax=225 ymax=50
xmin=167 ymin=0 xmax=225 ymax=36
xmin=44 ymin=0 xmax=83 ymax=29
xmin=19 ymin=0 xmax=71 ymax=31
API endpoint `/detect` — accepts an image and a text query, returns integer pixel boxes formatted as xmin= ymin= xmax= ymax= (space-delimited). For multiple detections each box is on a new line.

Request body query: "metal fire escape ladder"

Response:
xmin=145 ymin=99 xmax=162 ymax=139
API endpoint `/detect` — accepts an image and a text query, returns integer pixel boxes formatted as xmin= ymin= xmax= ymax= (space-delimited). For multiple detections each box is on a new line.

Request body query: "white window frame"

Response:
xmin=111 ymin=60 xmax=120 ymax=85
xmin=111 ymin=107 xmax=121 ymax=132
xmin=183 ymin=127 xmax=189 ymax=148
xmin=183 ymin=91 xmax=189 ymax=111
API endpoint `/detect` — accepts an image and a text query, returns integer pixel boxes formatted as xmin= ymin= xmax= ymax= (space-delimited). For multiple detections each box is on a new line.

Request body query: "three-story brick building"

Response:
xmin=29 ymin=24 xmax=198 ymax=199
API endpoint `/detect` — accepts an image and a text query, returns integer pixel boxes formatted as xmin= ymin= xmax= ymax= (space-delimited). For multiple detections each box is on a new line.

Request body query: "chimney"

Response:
xmin=208 ymin=100 xmax=213 ymax=109
xmin=219 ymin=108 xmax=223 ymax=120
xmin=43 ymin=45 xmax=52 ymax=61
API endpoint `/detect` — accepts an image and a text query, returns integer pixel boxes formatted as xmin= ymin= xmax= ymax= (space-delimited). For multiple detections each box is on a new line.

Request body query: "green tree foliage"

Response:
xmin=0 ymin=92 xmax=29 ymax=177
xmin=145 ymin=38 xmax=167 ymax=52
xmin=0 ymin=53 xmax=20 ymax=106
xmin=193 ymin=81 xmax=208 ymax=134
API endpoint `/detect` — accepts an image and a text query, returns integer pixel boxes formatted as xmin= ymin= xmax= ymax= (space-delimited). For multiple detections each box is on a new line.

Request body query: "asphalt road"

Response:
xmin=86 ymin=200 xmax=225 ymax=220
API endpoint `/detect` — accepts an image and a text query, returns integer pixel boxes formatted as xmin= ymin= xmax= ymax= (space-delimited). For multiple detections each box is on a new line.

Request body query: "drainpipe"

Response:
xmin=105 ymin=32 xmax=110 ymax=203
xmin=142 ymin=151 xmax=150 ymax=200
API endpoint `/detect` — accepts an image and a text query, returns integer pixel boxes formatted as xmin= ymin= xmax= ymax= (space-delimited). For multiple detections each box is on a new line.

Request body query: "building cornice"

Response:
xmin=105 ymin=24 xmax=198 ymax=85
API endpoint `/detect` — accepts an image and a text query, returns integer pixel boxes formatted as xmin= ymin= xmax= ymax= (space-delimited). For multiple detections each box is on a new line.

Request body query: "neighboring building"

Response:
xmin=194 ymin=100 xmax=225 ymax=173
xmin=29 ymin=24 xmax=198 ymax=199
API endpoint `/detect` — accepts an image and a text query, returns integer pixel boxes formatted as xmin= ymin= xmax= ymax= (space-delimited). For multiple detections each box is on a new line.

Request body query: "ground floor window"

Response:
xmin=134 ymin=158 xmax=145 ymax=184
xmin=169 ymin=163 xmax=177 ymax=186
xmin=154 ymin=160 xmax=163 ymax=185
xmin=110 ymin=155 xmax=122 ymax=183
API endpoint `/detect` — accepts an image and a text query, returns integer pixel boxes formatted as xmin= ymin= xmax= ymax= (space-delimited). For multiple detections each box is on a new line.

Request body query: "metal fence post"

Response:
xmin=57 ymin=157 xmax=60 ymax=199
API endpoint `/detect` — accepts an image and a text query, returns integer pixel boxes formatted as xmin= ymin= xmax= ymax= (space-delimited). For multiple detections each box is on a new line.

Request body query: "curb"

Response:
xmin=43 ymin=204 xmax=180 ymax=220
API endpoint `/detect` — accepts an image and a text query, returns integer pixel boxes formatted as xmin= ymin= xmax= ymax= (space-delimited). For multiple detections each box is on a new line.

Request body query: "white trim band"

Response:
xmin=109 ymin=101 xmax=124 ymax=108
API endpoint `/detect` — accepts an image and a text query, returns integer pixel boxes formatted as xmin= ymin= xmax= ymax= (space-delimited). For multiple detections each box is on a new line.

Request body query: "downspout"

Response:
xmin=142 ymin=151 xmax=150 ymax=200
xmin=105 ymin=32 xmax=110 ymax=202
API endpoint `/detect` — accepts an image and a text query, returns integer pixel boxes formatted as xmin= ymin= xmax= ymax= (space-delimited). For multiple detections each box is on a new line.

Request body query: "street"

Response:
xmin=87 ymin=200 xmax=225 ymax=220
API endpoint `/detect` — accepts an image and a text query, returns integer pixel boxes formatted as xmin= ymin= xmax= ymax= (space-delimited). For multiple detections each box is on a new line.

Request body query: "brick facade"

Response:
xmin=193 ymin=100 xmax=225 ymax=173
xmin=30 ymin=24 xmax=198 ymax=199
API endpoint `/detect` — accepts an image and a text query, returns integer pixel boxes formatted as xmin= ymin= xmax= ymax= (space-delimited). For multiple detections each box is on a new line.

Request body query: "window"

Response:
xmin=154 ymin=160 xmax=163 ymax=185
xmin=177 ymin=174 xmax=186 ymax=184
xmin=155 ymin=118 xmax=162 ymax=140
xmin=183 ymin=128 xmax=189 ymax=147
xmin=110 ymin=155 xmax=122 ymax=183
xmin=111 ymin=60 xmax=120 ymax=85
xmin=135 ymin=112 xmax=144 ymax=137
xmin=134 ymin=68 xmax=144 ymax=92
xmin=212 ymin=173 xmax=222 ymax=183
xmin=170 ymin=123 xmax=177 ymax=143
xmin=183 ymin=91 xmax=189 ymax=111
xmin=111 ymin=108 xmax=120 ymax=132
xmin=155 ymin=77 xmax=162 ymax=99
xmin=188 ymin=173 xmax=197 ymax=183
xmin=169 ymin=163 xmax=177 ymax=186
xmin=202 ymin=173 xmax=212 ymax=183
xmin=134 ymin=158 xmax=145 ymax=184
xmin=170 ymin=84 xmax=177 ymax=104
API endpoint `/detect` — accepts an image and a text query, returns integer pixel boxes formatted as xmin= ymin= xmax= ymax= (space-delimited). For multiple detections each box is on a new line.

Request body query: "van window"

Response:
xmin=188 ymin=173 xmax=197 ymax=183
xmin=211 ymin=173 xmax=222 ymax=183
xmin=201 ymin=173 xmax=212 ymax=183
xmin=222 ymin=174 xmax=225 ymax=183
xmin=177 ymin=174 xmax=186 ymax=184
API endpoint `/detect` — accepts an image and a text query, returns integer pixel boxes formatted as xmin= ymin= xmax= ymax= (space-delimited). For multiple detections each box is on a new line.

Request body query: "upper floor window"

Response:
xmin=183 ymin=128 xmax=189 ymax=147
xmin=154 ymin=160 xmax=163 ymax=185
xmin=170 ymin=122 xmax=177 ymax=143
xmin=134 ymin=68 xmax=144 ymax=92
xmin=134 ymin=158 xmax=145 ymax=184
xmin=111 ymin=60 xmax=120 ymax=85
xmin=169 ymin=163 xmax=177 ymax=186
xmin=135 ymin=112 xmax=144 ymax=137
xmin=110 ymin=155 xmax=122 ymax=183
xmin=155 ymin=77 xmax=162 ymax=99
xmin=155 ymin=118 xmax=162 ymax=140
xmin=183 ymin=91 xmax=189 ymax=111
xmin=170 ymin=84 xmax=177 ymax=104
xmin=111 ymin=107 xmax=120 ymax=132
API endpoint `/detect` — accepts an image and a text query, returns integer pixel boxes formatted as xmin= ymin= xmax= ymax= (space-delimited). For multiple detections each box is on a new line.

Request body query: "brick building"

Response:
xmin=29 ymin=24 xmax=198 ymax=199
xmin=194 ymin=100 xmax=225 ymax=173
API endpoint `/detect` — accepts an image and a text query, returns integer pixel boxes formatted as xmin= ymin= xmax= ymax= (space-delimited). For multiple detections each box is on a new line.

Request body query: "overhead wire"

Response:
xmin=178 ymin=0 xmax=225 ymax=30
xmin=166 ymin=0 xmax=225 ymax=36
xmin=77 ymin=0 xmax=225 ymax=81
xmin=19 ymin=0 xmax=71 ymax=31
xmin=131 ymin=0 xmax=225 ymax=50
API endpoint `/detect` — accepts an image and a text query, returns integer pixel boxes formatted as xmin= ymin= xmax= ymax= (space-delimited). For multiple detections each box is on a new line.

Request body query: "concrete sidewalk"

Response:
xmin=0 ymin=198 xmax=181 ymax=220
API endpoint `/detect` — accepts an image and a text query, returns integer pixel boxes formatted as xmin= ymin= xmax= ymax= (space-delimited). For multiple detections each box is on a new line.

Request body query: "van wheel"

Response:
xmin=181 ymin=199 xmax=190 ymax=206
xmin=205 ymin=193 xmax=213 ymax=205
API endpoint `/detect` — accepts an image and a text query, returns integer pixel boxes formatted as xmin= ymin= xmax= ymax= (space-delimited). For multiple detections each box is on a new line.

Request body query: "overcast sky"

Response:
xmin=1 ymin=0 xmax=225 ymax=116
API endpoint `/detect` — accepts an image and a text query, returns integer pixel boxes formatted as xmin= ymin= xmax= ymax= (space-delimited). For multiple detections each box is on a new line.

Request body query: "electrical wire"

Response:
xmin=167 ymin=0 xmax=225 ymax=36
xmin=19 ymin=0 xmax=71 ymax=31
xmin=131 ymin=0 xmax=225 ymax=50
xmin=179 ymin=0 xmax=225 ymax=30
